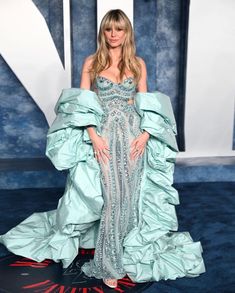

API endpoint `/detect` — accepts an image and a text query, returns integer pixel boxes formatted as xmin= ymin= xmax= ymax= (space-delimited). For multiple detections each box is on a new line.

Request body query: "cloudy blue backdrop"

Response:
xmin=0 ymin=0 xmax=189 ymax=188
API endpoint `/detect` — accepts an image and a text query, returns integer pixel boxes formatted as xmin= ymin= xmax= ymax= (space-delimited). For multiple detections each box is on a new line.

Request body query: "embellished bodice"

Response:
xmin=92 ymin=75 xmax=137 ymax=118
xmin=91 ymin=75 xmax=141 ymax=137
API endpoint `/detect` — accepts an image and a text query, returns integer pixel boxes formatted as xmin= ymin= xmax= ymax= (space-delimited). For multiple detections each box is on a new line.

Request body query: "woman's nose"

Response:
xmin=111 ymin=29 xmax=116 ymax=36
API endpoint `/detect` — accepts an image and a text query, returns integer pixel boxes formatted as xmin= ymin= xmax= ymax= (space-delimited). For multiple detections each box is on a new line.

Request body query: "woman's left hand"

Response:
xmin=130 ymin=131 xmax=150 ymax=160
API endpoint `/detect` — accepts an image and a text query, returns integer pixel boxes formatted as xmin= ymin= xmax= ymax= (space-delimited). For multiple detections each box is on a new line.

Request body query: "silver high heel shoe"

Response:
xmin=103 ymin=278 xmax=118 ymax=288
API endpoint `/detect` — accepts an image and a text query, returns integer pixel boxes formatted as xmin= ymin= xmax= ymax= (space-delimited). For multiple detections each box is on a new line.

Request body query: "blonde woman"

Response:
xmin=0 ymin=8 xmax=206 ymax=290
xmin=79 ymin=9 xmax=150 ymax=288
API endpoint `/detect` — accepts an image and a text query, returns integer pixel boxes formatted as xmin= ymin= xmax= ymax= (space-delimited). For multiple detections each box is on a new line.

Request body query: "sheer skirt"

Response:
xmin=81 ymin=103 xmax=145 ymax=279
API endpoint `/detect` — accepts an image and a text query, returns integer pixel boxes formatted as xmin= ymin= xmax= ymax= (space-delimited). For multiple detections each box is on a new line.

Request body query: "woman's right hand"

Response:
xmin=90 ymin=133 xmax=111 ymax=164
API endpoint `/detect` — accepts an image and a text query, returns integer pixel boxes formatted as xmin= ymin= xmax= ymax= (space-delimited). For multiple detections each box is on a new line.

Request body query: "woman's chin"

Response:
xmin=108 ymin=42 xmax=122 ymax=48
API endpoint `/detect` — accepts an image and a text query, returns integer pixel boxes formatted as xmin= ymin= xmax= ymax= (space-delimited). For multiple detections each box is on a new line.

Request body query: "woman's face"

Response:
xmin=104 ymin=24 xmax=126 ymax=48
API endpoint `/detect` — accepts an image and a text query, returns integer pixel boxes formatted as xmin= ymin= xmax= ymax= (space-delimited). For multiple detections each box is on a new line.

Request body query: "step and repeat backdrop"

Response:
xmin=0 ymin=0 xmax=234 ymax=188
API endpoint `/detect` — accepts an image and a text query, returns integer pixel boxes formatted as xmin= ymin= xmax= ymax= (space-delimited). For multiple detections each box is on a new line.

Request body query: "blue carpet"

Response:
xmin=0 ymin=182 xmax=234 ymax=292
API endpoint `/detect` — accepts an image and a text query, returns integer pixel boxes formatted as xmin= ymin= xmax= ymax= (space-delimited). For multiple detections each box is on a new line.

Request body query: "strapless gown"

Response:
xmin=0 ymin=76 xmax=206 ymax=283
xmin=81 ymin=75 xmax=145 ymax=279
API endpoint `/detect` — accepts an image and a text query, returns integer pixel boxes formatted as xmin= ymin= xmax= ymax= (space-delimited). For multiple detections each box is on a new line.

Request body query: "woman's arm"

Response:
xmin=136 ymin=57 xmax=149 ymax=139
xmin=136 ymin=56 xmax=147 ymax=93
xmin=80 ymin=55 xmax=98 ymax=140
xmin=130 ymin=57 xmax=150 ymax=160
xmin=80 ymin=55 xmax=93 ymax=90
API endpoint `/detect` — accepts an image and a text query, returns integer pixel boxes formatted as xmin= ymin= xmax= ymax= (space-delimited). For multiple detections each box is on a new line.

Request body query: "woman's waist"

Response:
xmin=100 ymin=96 xmax=135 ymax=107
xmin=101 ymin=103 xmax=139 ymax=117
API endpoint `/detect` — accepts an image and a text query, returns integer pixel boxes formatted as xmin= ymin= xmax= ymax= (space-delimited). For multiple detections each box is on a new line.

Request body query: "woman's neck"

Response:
xmin=108 ymin=46 xmax=122 ymax=63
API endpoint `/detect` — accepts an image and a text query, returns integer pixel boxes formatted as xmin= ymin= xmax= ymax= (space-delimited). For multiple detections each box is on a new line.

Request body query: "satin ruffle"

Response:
xmin=0 ymin=88 xmax=206 ymax=281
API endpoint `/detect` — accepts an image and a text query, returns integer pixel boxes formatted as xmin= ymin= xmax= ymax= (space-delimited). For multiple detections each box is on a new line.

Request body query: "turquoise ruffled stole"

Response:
xmin=0 ymin=88 xmax=206 ymax=282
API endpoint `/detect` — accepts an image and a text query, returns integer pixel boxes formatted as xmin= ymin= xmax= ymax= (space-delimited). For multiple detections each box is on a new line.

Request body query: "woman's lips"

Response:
xmin=110 ymin=39 xmax=118 ymax=42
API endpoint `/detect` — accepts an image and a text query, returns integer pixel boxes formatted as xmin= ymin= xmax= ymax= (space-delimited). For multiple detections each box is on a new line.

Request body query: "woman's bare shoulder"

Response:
xmin=136 ymin=56 xmax=147 ymax=75
xmin=135 ymin=56 xmax=147 ymax=92
xmin=80 ymin=54 xmax=95 ymax=89
xmin=83 ymin=54 xmax=95 ymax=69
xmin=136 ymin=56 xmax=146 ymax=67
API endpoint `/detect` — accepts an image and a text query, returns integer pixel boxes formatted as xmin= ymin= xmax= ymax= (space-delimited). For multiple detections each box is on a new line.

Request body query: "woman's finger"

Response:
xmin=130 ymin=144 xmax=139 ymax=160
xmin=103 ymin=149 xmax=111 ymax=160
xmin=101 ymin=151 xmax=109 ymax=165
xmin=99 ymin=149 xmax=109 ymax=164
xmin=131 ymin=138 xmax=137 ymax=148
xmin=94 ymin=149 xmax=101 ymax=162
xmin=130 ymin=148 xmax=135 ymax=160
xmin=141 ymin=148 xmax=145 ymax=156
xmin=133 ymin=147 xmax=140 ymax=160
xmin=95 ymin=153 xmax=99 ymax=162
xmin=97 ymin=148 xmax=110 ymax=164
xmin=138 ymin=148 xmax=145 ymax=158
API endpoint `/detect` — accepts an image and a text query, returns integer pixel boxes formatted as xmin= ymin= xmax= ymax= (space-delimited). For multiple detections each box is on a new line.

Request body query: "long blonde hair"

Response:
xmin=89 ymin=9 xmax=141 ymax=86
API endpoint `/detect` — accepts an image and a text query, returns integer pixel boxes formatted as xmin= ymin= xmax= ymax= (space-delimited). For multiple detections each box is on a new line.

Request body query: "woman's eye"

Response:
xmin=105 ymin=27 xmax=123 ymax=32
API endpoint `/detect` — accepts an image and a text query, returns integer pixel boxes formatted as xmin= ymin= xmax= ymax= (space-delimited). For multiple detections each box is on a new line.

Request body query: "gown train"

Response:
xmin=0 ymin=82 xmax=206 ymax=282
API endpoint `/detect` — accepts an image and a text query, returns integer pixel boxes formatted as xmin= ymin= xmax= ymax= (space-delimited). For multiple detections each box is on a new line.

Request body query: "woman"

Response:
xmin=0 ymin=9 xmax=206 ymax=289
xmin=79 ymin=9 xmax=150 ymax=288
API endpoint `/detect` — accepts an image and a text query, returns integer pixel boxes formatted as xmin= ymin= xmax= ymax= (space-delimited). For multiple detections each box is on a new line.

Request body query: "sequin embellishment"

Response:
xmin=81 ymin=75 xmax=145 ymax=279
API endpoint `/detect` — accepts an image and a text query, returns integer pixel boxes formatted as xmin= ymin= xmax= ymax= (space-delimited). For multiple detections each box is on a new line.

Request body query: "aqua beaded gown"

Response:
xmin=0 ymin=75 xmax=206 ymax=283
xmin=80 ymin=75 xmax=145 ymax=279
